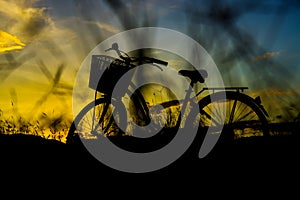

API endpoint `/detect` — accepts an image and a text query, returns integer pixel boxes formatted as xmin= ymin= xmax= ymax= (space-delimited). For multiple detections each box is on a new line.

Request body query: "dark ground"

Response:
xmin=0 ymin=129 xmax=299 ymax=192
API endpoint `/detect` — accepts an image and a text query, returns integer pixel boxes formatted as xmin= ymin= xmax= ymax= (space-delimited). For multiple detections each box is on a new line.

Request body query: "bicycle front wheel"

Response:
xmin=197 ymin=91 xmax=269 ymax=139
xmin=66 ymin=98 xmax=126 ymax=144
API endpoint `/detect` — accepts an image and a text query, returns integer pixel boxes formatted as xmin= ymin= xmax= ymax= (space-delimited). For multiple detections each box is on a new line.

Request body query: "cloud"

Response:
xmin=0 ymin=30 xmax=26 ymax=53
xmin=0 ymin=0 xmax=52 ymax=42
xmin=253 ymin=51 xmax=281 ymax=61
xmin=82 ymin=20 xmax=121 ymax=34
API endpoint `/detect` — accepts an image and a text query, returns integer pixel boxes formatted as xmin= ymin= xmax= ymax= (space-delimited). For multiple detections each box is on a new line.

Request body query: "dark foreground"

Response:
xmin=0 ymin=131 xmax=299 ymax=191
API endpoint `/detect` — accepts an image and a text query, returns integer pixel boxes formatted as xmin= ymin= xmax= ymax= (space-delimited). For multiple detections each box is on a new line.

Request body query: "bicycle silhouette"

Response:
xmin=66 ymin=43 xmax=270 ymax=152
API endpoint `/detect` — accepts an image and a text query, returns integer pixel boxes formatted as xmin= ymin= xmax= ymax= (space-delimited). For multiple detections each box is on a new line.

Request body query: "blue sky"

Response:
xmin=0 ymin=0 xmax=299 ymax=122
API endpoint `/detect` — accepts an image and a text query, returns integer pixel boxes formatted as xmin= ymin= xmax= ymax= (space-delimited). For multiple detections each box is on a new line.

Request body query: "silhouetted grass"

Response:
xmin=1 ymin=102 xmax=299 ymax=145
xmin=0 ymin=109 xmax=71 ymax=143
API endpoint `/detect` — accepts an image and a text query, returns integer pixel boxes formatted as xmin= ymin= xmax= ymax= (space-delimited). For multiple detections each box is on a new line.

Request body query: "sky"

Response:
xmin=0 ymin=0 xmax=300 ymax=125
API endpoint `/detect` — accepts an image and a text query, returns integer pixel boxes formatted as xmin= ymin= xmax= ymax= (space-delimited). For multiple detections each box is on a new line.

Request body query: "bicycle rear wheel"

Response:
xmin=197 ymin=91 xmax=269 ymax=139
xmin=66 ymin=98 xmax=126 ymax=144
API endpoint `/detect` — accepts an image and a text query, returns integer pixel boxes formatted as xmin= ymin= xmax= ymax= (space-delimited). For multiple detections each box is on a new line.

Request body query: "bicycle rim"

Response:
xmin=66 ymin=98 xmax=125 ymax=144
xmin=198 ymin=91 xmax=269 ymax=139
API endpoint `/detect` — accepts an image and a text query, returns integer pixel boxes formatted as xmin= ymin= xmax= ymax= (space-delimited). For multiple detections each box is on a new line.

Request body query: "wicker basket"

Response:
xmin=89 ymin=55 xmax=131 ymax=96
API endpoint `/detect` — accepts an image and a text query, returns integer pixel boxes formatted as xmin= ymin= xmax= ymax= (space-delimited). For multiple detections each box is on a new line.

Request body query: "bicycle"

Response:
xmin=66 ymin=43 xmax=270 ymax=152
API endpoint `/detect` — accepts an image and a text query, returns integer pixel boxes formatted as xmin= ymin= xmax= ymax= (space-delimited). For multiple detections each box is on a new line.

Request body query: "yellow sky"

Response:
xmin=0 ymin=0 xmax=76 ymax=122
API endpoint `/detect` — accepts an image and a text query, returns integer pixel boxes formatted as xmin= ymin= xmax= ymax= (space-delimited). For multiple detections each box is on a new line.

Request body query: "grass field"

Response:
xmin=0 ymin=106 xmax=299 ymax=179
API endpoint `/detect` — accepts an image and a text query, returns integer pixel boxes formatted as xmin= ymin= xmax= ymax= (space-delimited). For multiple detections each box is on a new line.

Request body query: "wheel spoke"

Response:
xmin=66 ymin=98 xmax=126 ymax=143
xmin=237 ymin=110 xmax=255 ymax=122
xmin=198 ymin=91 xmax=269 ymax=139
xmin=234 ymin=102 xmax=249 ymax=121
xmin=229 ymin=99 xmax=237 ymax=124
xmin=202 ymin=107 xmax=220 ymax=127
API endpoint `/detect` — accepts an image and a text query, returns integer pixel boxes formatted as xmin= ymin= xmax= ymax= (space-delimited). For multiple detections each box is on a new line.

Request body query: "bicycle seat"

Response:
xmin=178 ymin=69 xmax=208 ymax=83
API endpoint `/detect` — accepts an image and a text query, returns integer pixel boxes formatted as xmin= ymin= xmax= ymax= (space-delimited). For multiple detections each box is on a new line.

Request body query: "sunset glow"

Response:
xmin=0 ymin=0 xmax=299 ymax=142
xmin=0 ymin=30 xmax=25 ymax=53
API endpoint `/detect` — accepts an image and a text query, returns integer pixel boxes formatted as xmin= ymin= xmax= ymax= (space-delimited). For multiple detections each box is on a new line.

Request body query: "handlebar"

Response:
xmin=105 ymin=43 xmax=168 ymax=69
xmin=141 ymin=56 xmax=168 ymax=66
xmin=105 ymin=43 xmax=131 ymax=63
